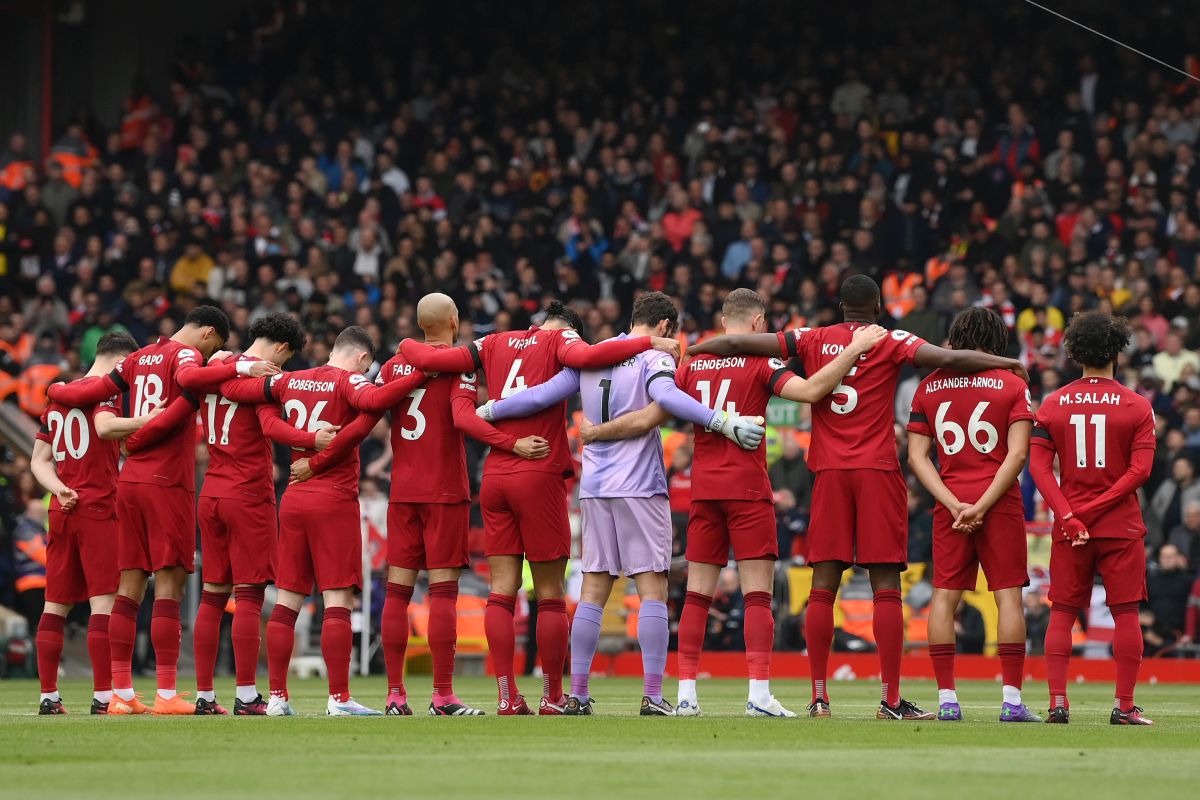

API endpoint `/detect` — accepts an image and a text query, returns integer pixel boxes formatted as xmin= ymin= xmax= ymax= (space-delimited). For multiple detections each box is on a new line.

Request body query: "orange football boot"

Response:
xmin=108 ymin=694 xmax=150 ymax=715
xmin=152 ymin=693 xmax=196 ymax=715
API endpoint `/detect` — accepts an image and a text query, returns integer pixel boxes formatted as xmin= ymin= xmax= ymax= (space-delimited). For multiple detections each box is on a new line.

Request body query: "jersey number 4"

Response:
xmin=934 ymin=400 xmax=999 ymax=455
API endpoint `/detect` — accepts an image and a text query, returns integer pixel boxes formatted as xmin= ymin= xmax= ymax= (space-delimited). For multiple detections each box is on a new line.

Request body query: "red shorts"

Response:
xmin=686 ymin=499 xmax=777 ymax=565
xmin=807 ymin=469 xmax=907 ymax=566
xmin=480 ymin=472 xmax=569 ymax=562
xmin=388 ymin=501 xmax=470 ymax=570
xmin=1049 ymin=537 xmax=1147 ymax=609
xmin=116 ymin=482 xmax=195 ymax=573
xmin=276 ymin=491 xmax=362 ymax=593
xmin=932 ymin=505 xmax=1029 ymax=591
xmin=198 ymin=496 xmax=278 ymax=586
xmin=45 ymin=511 xmax=119 ymax=604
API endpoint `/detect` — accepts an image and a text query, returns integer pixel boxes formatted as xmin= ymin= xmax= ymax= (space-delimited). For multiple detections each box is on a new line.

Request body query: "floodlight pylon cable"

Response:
xmin=1021 ymin=0 xmax=1200 ymax=83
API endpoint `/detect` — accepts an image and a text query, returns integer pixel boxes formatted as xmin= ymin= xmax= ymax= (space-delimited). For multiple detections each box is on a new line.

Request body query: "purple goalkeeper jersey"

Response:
xmin=578 ymin=336 xmax=678 ymax=499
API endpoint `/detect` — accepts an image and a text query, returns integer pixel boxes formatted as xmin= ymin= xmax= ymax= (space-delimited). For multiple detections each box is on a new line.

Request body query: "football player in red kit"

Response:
xmin=292 ymin=294 xmax=550 ymax=716
xmin=124 ymin=313 xmax=322 ymax=715
xmin=688 ymin=276 xmax=1026 ymax=720
xmin=400 ymin=299 xmax=679 ymax=714
xmin=46 ymin=306 xmax=280 ymax=715
xmin=907 ymin=308 xmax=1040 ymax=723
xmin=1029 ymin=312 xmax=1156 ymax=725
xmin=30 ymin=333 xmax=158 ymax=715
xmin=583 ymin=288 xmax=886 ymax=717
xmin=261 ymin=325 xmax=428 ymax=717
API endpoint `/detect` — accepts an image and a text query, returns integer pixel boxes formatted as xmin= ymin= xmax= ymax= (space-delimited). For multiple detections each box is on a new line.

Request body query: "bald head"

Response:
xmin=416 ymin=292 xmax=460 ymax=343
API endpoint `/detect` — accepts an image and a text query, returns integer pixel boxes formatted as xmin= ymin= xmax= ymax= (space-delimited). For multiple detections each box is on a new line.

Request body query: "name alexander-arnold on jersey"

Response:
xmin=924 ymin=376 xmax=1006 ymax=393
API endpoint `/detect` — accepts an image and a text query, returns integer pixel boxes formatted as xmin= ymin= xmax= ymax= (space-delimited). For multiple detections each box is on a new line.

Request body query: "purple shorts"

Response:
xmin=580 ymin=495 xmax=672 ymax=577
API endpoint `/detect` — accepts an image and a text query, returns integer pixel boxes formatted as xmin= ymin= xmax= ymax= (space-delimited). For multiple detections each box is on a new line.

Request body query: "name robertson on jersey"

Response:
xmin=925 ymin=375 xmax=1006 ymax=393
xmin=1058 ymin=391 xmax=1121 ymax=406
xmin=690 ymin=356 xmax=746 ymax=371
xmin=287 ymin=378 xmax=337 ymax=393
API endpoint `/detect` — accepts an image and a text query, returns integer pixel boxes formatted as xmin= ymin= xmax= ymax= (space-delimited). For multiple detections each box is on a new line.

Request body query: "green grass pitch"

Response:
xmin=2 ymin=676 xmax=1198 ymax=799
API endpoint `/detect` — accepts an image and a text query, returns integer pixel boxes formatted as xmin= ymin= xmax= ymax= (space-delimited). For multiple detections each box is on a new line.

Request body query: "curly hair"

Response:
xmin=1063 ymin=311 xmax=1131 ymax=369
xmin=248 ymin=312 xmax=307 ymax=353
xmin=545 ymin=299 xmax=587 ymax=341
xmin=630 ymin=291 xmax=679 ymax=336
xmin=947 ymin=307 xmax=1008 ymax=356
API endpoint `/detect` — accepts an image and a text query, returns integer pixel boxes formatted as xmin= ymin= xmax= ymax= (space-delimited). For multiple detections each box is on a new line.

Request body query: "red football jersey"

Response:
xmin=377 ymin=349 xmax=476 ymax=504
xmin=1032 ymin=377 xmax=1156 ymax=539
xmin=200 ymin=354 xmax=317 ymax=503
xmin=778 ymin=323 xmax=926 ymax=471
xmin=907 ymin=368 xmax=1033 ymax=513
xmin=37 ymin=395 xmax=121 ymax=519
xmin=474 ymin=327 xmax=582 ymax=478
xmin=266 ymin=365 xmax=372 ymax=500
xmin=676 ymin=353 xmax=791 ymax=501
xmin=116 ymin=338 xmax=205 ymax=489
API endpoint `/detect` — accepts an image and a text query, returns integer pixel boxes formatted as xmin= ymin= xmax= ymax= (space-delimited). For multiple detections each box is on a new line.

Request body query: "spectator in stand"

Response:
xmin=1152 ymin=329 xmax=1200 ymax=391
xmin=1167 ymin=503 xmax=1200 ymax=568
xmin=1150 ymin=456 xmax=1200 ymax=544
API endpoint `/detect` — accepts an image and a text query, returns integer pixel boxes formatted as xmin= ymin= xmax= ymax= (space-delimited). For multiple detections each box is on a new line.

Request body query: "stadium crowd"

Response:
xmin=2 ymin=0 xmax=1200 ymax=663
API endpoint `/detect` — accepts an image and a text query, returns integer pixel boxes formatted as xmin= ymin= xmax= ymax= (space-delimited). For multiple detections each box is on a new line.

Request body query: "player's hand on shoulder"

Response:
xmin=651 ymin=336 xmax=681 ymax=361
xmin=1009 ymin=361 xmax=1030 ymax=383
xmin=513 ymin=435 xmax=550 ymax=459
xmin=289 ymin=458 xmax=314 ymax=483
xmin=209 ymin=350 xmax=233 ymax=364
xmin=241 ymin=359 xmax=281 ymax=378
xmin=849 ymin=324 xmax=887 ymax=354
xmin=56 ymin=487 xmax=79 ymax=512
xmin=476 ymin=399 xmax=496 ymax=421
xmin=313 ymin=425 xmax=341 ymax=451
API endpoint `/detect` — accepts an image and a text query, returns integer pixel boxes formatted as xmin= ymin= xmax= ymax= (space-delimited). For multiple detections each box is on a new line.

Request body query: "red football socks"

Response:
xmin=322 ymin=606 xmax=353 ymax=701
xmin=36 ymin=612 xmax=66 ymax=694
xmin=427 ymin=581 xmax=459 ymax=698
xmin=231 ymin=586 xmax=265 ymax=689
xmin=536 ymin=597 xmax=568 ymax=700
xmin=87 ymin=613 xmax=111 ymax=694
xmin=743 ymin=591 xmax=773 ymax=681
xmin=805 ymin=588 xmax=835 ymax=702
xmin=382 ymin=582 xmax=413 ymax=697
xmin=1045 ymin=605 xmax=1077 ymax=709
xmin=1110 ymin=602 xmax=1143 ymax=712
xmin=109 ymin=594 xmax=140 ymax=693
xmin=266 ymin=603 xmax=299 ymax=698
xmin=929 ymin=642 xmax=956 ymax=691
xmin=194 ymin=590 xmax=230 ymax=693
xmin=484 ymin=593 xmax=518 ymax=702
xmin=151 ymin=598 xmax=181 ymax=694
xmin=997 ymin=641 xmax=1025 ymax=689
xmin=873 ymin=589 xmax=903 ymax=707
xmin=677 ymin=592 xmax=712 ymax=681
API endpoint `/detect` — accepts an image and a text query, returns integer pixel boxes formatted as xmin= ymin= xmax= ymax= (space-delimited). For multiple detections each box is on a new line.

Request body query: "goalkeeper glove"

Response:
xmin=476 ymin=400 xmax=496 ymax=421
xmin=708 ymin=411 xmax=766 ymax=450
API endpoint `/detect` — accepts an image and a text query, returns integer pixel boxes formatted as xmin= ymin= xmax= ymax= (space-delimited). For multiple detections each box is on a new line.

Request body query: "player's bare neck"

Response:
xmin=421 ymin=327 xmax=454 ymax=347
xmin=842 ymin=311 xmax=875 ymax=324
xmin=1081 ymin=365 xmax=1116 ymax=380
xmin=629 ymin=325 xmax=656 ymax=337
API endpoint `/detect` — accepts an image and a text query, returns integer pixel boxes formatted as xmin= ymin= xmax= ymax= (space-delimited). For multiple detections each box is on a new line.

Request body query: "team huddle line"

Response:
xmin=29 ymin=276 xmax=1155 ymax=725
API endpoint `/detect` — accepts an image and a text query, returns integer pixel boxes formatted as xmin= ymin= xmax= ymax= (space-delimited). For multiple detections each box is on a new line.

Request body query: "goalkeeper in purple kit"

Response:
xmin=480 ymin=292 xmax=765 ymax=715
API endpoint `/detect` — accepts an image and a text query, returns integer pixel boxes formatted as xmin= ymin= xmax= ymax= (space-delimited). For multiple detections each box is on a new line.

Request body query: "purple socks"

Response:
xmin=569 ymin=602 xmax=604 ymax=701
xmin=638 ymin=600 xmax=669 ymax=703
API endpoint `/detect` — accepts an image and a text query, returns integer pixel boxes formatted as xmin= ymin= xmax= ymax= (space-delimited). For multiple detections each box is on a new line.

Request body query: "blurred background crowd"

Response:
xmin=2 ymin=0 xmax=1200 ymax=665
